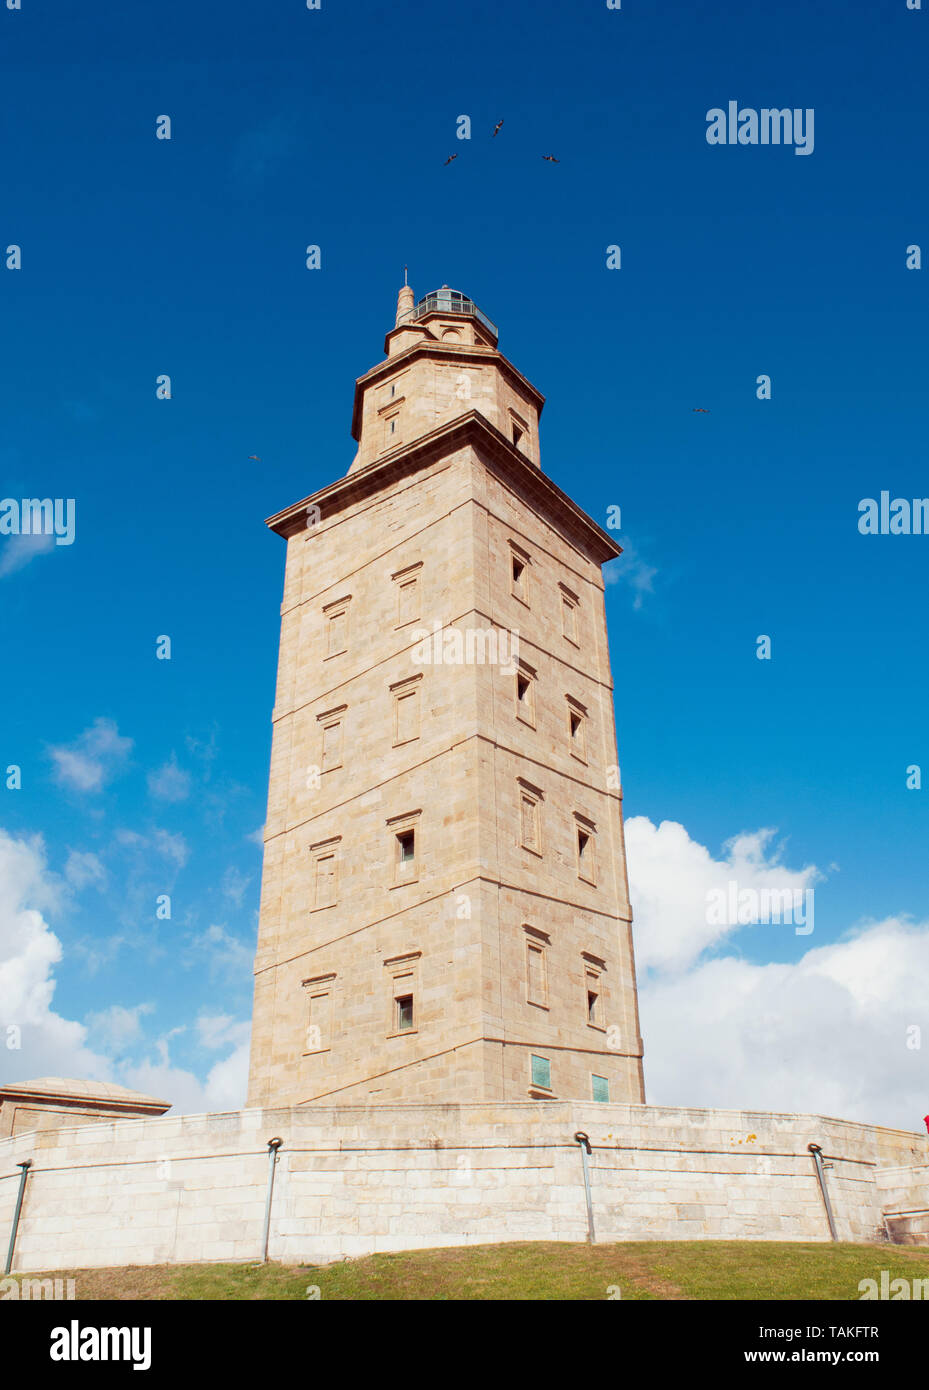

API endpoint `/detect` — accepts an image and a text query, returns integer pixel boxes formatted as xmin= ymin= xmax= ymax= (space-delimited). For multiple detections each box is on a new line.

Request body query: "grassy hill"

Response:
xmin=19 ymin=1240 xmax=929 ymax=1301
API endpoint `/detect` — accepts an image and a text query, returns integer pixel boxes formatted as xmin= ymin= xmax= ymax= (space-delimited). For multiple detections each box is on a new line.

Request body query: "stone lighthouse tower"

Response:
xmin=246 ymin=283 xmax=645 ymax=1109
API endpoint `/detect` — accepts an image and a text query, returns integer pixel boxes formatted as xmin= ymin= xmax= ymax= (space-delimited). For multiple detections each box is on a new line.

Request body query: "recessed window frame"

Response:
xmin=390 ymin=673 xmax=422 ymax=747
xmin=523 ymin=925 xmax=551 ymax=1010
xmin=387 ymin=809 xmax=422 ymax=886
xmin=517 ymin=778 xmax=544 ymax=857
xmin=575 ymin=812 xmax=597 ymax=886
xmin=509 ymin=541 xmax=532 ymax=607
xmin=317 ymin=703 xmax=347 ymax=773
xmin=509 ymin=409 xmax=530 ymax=454
xmin=591 ymin=1074 xmax=610 ymax=1104
xmin=515 ymin=658 xmax=537 ymax=729
xmin=302 ymin=972 xmax=336 ymax=1055
xmin=309 ymin=835 xmax=341 ymax=911
xmin=323 ymin=596 xmax=351 ymax=659
xmin=582 ymin=952 xmax=607 ymax=1033
xmin=529 ymin=1053 xmax=553 ymax=1097
xmin=391 ymin=560 xmax=423 ymax=628
xmin=559 ymin=582 xmax=580 ymax=647
xmin=566 ymin=695 xmax=588 ymax=764
xmin=384 ymin=950 xmax=421 ymax=1039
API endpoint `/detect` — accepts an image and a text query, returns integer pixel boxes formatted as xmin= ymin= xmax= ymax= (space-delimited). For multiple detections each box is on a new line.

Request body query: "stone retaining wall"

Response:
xmin=1 ymin=1102 xmax=925 ymax=1271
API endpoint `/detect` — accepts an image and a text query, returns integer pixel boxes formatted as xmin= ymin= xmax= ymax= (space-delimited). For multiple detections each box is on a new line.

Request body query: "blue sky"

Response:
xmin=1 ymin=0 xmax=927 ymax=1124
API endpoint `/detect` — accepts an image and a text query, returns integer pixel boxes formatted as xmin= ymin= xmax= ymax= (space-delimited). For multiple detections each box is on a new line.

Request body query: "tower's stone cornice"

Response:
xmin=265 ymin=409 xmax=621 ymax=565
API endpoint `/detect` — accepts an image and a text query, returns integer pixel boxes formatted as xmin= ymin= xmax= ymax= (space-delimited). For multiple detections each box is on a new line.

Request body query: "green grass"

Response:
xmin=19 ymin=1240 xmax=929 ymax=1301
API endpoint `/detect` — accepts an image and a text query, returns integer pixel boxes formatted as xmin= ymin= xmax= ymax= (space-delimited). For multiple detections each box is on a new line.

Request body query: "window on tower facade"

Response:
xmin=523 ymin=926 xmax=550 ymax=1009
xmin=515 ymin=658 xmax=537 ymax=728
xmin=509 ymin=541 xmax=531 ymax=606
xmin=384 ymin=951 xmax=421 ymax=1037
xmin=309 ymin=836 xmax=341 ymax=910
xmin=566 ymin=696 xmax=588 ymax=763
xmin=518 ymin=779 xmax=543 ymax=856
xmin=317 ymin=705 xmax=347 ymax=772
xmin=509 ymin=409 xmax=529 ymax=454
xmin=323 ymin=596 xmax=351 ymax=658
xmin=582 ymin=954 xmax=607 ymax=1032
xmin=390 ymin=674 xmax=421 ymax=746
xmin=529 ymin=1054 xmax=553 ymax=1095
xmin=591 ymin=1075 xmax=610 ymax=1103
xmin=575 ymin=814 xmax=597 ymax=885
xmin=392 ymin=560 xmax=423 ymax=627
xmin=388 ymin=810 xmax=421 ymax=885
xmin=559 ymin=583 xmax=579 ymax=646
xmin=303 ymin=973 xmax=336 ymax=1054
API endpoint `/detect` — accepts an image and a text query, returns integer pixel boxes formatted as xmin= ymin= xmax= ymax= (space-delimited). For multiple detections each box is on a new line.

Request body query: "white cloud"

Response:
xmin=49 ymin=718 xmax=132 ymax=793
xmin=152 ymin=829 xmax=189 ymax=868
xmin=625 ymin=817 xmax=819 ymax=973
xmin=222 ymin=866 xmax=252 ymax=907
xmin=64 ymin=850 xmax=106 ymax=890
xmin=627 ymin=815 xmax=929 ymax=1129
xmin=0 ymin=531 xmax=55 ymax=578
xmin=0 ymin=827 xmax=249 ymax=1114
xmin=123 ymin=1031 xmax=250 ymax=1115
xmin=147 ymin=754 xmax=191 ymax=803
xmin=604 ymin=540 xmax=658 ymax=609
xmin=0 ymin=829 xmax=112 ymax=1084
xmin=85 ymin=1002 xmax=155 ymax=1051
xmin=197 ymin=1014 xmax=251 ymax=1051
xmin=187 ymin=924 xmax=253 ymax=981
xmin=116 ymin=826 xmax=189 ymax=869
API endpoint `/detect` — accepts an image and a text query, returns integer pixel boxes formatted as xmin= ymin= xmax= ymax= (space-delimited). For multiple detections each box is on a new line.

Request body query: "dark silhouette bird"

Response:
xmin=444 ymin=154 xmax=458 ymax=165
xmin=542 ymin=154 xmax=559 ymax=162
xmin=492 ymin=119 xmax=504 ymax=137
xmin=247 ymin=454 xmax=261 ymax=461
xmin=692 ymin=408 xmax=710 ymax=414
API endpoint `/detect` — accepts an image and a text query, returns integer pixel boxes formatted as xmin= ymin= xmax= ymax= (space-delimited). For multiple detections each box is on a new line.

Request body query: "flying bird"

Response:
xmin=692 ymin=408 xmax=710 ymax=414
xmin=492 ymin=120 xmax=504 ymax=137
xmin=248 ymin=454 xmax=261 ymax=461
xmin=444 ymin=154 xmax=458 ymax=165
xmin=542 ymin=154 xmax=559 ymax=162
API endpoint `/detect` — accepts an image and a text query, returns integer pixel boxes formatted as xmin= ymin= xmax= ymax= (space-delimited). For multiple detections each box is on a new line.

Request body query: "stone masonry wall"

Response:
xmin=1 ymin=1102 xmax=926 ymax=1273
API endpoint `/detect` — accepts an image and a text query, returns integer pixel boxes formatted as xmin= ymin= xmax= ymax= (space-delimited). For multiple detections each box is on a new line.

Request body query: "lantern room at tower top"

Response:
xmin=348 ymin=280 xmax=544 ymax=475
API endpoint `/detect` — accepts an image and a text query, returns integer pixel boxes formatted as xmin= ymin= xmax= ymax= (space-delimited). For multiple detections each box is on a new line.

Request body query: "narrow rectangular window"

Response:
xmin=526 ymin=943 xmax=547 ymax=1007
xmin=304 ymin=977 xmax=335 ymax=1053
xmin=392 ymin=561 xmax=423 ymax=627
xmin=583 ymin=956 xmax=606 ymax=1030
xmin=317 ymin=706 xmax=347 ymax=772
xmin=391 ymin=674 xmax=422 ymax=746
xmin=510 ymin=543 xmax=531 ymax=605
xmin=566 ymin=697 xmax=588 ymax=762
xmin=520 ymin=793 xmax=541 ymax=854
xmin=314 ymin=853 xmax=337 ymax=909
xmin=384 ymin=951 xmax=421 ymax=1037
xmin=383 ymin=411 xmax=401 ymax=450
xmin=396 ymin=994 xmax=414 ymax=1031
xmin=592 ymin=1075 xmax=610 ymax=1103
xmin=323 ymin=598 xmax=350 ymax=658
xmin=575 ymin=815 xmax=597 ymax=885
xmin=388 ymin=810 xmax=422 ymax=885
xmin=560 ymin=585 xmax=579 ymax=645
xmin=530 ymin=1054 xmax=551 ymax=1090
xmin=515 ymin=660 xmax=536 ymax=727
xmin=587 ymin=986 xmax=600 ymax=1025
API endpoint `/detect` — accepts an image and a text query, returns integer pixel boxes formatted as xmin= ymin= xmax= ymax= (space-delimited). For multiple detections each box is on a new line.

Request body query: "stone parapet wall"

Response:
xmin=1 ymin=1102 xmax=926 ymax=1271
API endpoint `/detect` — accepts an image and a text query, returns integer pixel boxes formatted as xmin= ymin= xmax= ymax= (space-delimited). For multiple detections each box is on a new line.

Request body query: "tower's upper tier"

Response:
xmin=347 ymin=282 xmax=544 ymax=475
